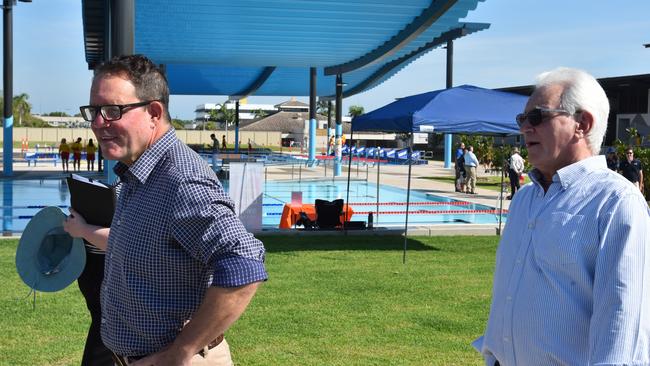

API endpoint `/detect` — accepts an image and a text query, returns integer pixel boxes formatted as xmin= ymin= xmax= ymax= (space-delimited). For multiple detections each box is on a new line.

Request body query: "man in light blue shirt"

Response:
xmin=475 ymin=67 xmax=650 ymax=365
xmin=464 ymin=145 xmax=479 ymax=194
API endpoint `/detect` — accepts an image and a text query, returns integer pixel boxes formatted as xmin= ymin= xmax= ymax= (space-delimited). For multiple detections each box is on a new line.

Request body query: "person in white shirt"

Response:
xmin=506 ymin=147 xmax=525 ymax=199
xmin=475 ymin=67 xmax=649 ymax=366
xmin=463 ymin=145 xmax=479 ymax=194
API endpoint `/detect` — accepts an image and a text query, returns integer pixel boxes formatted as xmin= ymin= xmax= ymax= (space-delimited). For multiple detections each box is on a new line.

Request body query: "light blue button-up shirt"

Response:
xmin=477 ymin=155 xmax=650 ymax=366
xmin=464 ymin=150 xmax=479 ymax=167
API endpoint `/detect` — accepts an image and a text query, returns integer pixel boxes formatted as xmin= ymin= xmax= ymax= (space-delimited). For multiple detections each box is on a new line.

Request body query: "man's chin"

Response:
xmin=99 ymin=147 xmax=121 ymax=162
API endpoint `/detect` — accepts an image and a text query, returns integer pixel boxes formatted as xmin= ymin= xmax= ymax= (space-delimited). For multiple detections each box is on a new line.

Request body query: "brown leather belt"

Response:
xmin=113 ymin=334 xmax=225 ymax=365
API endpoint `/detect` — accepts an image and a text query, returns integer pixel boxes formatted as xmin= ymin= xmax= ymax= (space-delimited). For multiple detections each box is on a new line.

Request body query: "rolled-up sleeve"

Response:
xmin=171 ymin=176 xmax=268 ymax=287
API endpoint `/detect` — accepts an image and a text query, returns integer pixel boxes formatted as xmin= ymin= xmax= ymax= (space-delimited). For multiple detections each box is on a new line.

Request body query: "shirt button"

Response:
xmin=528 ymin=222 xmax=535 ymax=229
xmin=101 ymin=317 xmax=106 ymax=324
xmin=506 ymin=296 xmax=512 ymax=301
xmin=116 ymin=219 xmax=121 ymax=226
xmin=516 ymin=259 xmax=522 ymax=264
xmin=503 ymin=337 xmax=509 ymax=342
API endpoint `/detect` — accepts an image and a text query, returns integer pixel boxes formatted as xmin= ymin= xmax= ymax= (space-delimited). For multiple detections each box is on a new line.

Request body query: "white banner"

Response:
xmin=228 ymin=163 xmax=264 ymax=233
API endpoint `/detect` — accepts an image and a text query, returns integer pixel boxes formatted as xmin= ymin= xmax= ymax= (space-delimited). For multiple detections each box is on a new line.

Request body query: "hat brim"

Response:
xmin=16 ymin=207 xmax=86 ymax=292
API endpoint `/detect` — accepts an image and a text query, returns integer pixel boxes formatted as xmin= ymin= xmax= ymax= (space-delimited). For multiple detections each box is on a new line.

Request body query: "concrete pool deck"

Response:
xmin=4 ymin=158 xmax=512 ymax=236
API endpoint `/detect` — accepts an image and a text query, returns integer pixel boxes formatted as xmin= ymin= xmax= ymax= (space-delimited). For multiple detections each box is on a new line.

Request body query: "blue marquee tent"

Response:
xmin=352 ymin=84 xmax=528 ymax=135
xmin=349 ymin=85 xmax=529 ymax=258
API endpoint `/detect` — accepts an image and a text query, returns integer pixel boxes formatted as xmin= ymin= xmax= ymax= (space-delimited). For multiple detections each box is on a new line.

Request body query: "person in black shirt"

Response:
xmin=619 ymin=148 xmax=644 ymax=193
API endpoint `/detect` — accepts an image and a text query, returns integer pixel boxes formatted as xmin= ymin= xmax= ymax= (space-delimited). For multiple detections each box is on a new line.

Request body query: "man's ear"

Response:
xmin=576 ymin=110 xmax=595 ymax=136
xmin=148 ymin=100 xmax=165 ymax=123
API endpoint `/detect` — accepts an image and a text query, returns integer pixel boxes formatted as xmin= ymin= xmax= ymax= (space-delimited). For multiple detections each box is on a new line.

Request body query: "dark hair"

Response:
xmin=94 ymin=54 xmax=170 ymax=121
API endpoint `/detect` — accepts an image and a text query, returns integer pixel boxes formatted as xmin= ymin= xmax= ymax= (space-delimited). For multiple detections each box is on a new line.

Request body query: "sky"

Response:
xmin=1 ymin=0 xmax=649 ymax=121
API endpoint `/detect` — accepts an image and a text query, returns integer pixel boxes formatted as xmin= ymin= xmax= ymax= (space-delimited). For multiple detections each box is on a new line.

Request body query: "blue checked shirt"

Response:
xmin=100 ymin=129 xmax=267 ymax=357
xmin=477 ymin=155 xmax=650 ymax=366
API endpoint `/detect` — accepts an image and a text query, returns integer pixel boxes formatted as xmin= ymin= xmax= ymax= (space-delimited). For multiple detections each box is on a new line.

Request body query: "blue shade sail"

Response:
xmin=82 ymin=0 xmax=488 ymax=97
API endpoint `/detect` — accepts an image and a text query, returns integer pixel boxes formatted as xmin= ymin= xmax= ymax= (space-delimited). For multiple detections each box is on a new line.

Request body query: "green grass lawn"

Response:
xmin=423 ymin=175 xmax=531 ymax=192
xmin=1 ymin=235 xmax=498 ymax=365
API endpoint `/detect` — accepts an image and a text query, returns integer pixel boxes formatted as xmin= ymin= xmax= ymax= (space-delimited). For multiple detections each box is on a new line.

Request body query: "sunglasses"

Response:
xmin=516 ymin=107 xmax=572 ymax=128
xmin=79 ymin=100 xmax=158 ymax=123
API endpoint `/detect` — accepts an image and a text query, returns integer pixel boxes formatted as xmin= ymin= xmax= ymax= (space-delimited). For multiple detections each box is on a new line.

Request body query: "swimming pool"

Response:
xmin=0 ymin=178 xmax=506 ymax=234
xmin=262 ymin=179 xmax=505 ymax=227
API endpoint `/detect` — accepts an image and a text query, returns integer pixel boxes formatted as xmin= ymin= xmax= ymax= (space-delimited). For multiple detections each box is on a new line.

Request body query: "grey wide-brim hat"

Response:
xmin=15 ymin=206 xmax=86 ymax=292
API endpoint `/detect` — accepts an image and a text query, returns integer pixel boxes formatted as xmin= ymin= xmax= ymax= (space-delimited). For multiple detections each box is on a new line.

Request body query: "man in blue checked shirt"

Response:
xmin=473 ymin=67 xmax=650 ymax=366
xmin=64 ymin=55 xmax=267 ymax=366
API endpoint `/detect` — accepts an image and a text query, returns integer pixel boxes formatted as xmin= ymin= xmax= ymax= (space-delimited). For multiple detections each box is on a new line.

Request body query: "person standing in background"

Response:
xmin=210 ymin=133 xmax=220 ymax=169
xmin=619 ymin=147 xmax=644 ymax=194
xmin=463 ymin=145 xmax=478 ymax=194
xmin=605 ymin=146 xmax=619 ymax=171
xmin=85 ymin=138 xmax=97 ymax=171
xmin=455 ymin=142 xmax=465 ymax=192
xmin=506 ymin=147 xmax=525 ymax=199
xmin=59 ymin=138 xmax=70 ymax=172
xmin=71 ymin=137 xmax=83 ymax=171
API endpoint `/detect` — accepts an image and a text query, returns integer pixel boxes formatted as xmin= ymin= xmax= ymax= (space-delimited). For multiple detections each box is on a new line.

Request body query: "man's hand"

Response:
xmin=63 ymin=208 xmax=88 ymax=238
xmin=130 ymin=347 xmax=193 ymax=366
xmin=62 ymin=207 xmax=110 ymax=251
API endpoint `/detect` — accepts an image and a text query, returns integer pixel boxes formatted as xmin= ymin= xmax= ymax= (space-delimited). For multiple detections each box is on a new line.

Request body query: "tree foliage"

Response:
xmin=316 ymin=99 xmax=332 ymax=116
xmin=45 ymin=111 xmax=70 ymax=117
xmin=348 ymin=105 xmax=364 ymax=118
xmin=171 ymin=118 xmax=186 ymax=130
xmin=209 ymin=103 xmax=236 ymax=129
xmin=253 ymin=109 xmax=268 ymax=119
xmin=0 ymin=93 xmax=33 ymax=126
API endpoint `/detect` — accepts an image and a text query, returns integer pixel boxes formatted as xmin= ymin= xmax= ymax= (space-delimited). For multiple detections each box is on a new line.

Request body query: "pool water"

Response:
xmin=262 ymin=180 xmax=505 ymax=227
xmin=0 ymin=178 xmax=506 ymax=234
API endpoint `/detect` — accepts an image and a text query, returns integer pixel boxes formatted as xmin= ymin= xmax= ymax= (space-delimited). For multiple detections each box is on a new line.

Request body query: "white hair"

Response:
xmin=535 ymin=67 xmax=610 ymax=155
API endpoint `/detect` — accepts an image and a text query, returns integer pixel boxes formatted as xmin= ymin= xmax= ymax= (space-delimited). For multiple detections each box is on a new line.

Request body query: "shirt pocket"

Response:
xmin=534 ymin=212 xmax=587 ymax=266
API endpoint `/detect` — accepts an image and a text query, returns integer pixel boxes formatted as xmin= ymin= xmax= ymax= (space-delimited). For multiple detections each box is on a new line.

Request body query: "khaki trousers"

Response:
xmin=118 ymin=339 xmax=233 ymax=366
xmin=465 ymin=166 xmax=477 ymax=193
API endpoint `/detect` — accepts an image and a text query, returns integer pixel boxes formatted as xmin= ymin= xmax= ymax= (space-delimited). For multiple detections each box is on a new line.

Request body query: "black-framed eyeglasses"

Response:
xmin=79 ymin=100 xmax=158 ymax=123
xmin=626 ymin=152 xmax=634 ymax=155
xmin=515 ymin=107 xmax=572 ymax=128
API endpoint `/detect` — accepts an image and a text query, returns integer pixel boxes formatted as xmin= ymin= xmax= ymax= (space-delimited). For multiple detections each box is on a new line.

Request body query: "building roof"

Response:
xmin=275 ymin=99 xmax=309 ymax=110
xmin=240 ymin=111 xmax=351 ymax=133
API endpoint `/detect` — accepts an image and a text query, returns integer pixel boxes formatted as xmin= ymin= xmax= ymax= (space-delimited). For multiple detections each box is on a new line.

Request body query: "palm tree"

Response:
xmin=348 ymin=105 xmax=364 ymax=118
xmin=209 ymin=102 xmax=236 ymax=130
xmin=13 ymin=93 xmax=31 ymax=126
xmin=316 ymin=99 xmax=332 ymax=116
xmin=253 ymin=108 xmax=268 ymax=119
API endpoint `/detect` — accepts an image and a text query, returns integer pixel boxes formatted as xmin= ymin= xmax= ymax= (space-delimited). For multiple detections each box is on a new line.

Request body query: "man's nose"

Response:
xmin=519 ymin=120 xmax=534 ymax=133
xmin=91 ymin=113 xmax=109 ymax=128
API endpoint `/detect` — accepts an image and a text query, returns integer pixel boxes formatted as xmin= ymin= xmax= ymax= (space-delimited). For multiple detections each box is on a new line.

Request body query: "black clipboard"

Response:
xmin=66 ymin=174 xmax=116 ymax=228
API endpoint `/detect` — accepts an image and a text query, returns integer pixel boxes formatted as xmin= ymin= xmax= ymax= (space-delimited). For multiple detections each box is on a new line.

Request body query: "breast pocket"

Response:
xmin=534 ymin=212 xmax=592 ymax=266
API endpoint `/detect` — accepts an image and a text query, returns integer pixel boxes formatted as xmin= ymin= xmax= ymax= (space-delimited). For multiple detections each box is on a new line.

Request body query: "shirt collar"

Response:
xmin=529 ymin=155 xmax=606 ymax=190
xmin=113 ymin=128 xmax=177 ymax=184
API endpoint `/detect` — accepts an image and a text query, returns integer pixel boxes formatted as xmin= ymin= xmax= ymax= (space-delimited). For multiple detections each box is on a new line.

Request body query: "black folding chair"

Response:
xmin=315 ymin=199 xmax=344 ymax=229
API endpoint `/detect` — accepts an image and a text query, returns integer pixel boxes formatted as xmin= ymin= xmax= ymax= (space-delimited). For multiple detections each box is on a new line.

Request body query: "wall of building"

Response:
xmin=8 ymin=128 xmax=283 ymax=148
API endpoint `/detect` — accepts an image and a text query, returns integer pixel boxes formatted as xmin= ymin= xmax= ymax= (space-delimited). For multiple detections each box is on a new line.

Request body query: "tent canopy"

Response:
xmin=352 ymin=84 xmax=528 ymax=135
